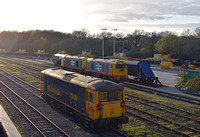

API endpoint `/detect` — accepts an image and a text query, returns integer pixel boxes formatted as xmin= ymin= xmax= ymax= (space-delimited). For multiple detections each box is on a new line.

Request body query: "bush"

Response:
xmin=185 ymin=76 xmax=200 ymax=92
xmin=176 ymin=71 xmax=200 ymax=93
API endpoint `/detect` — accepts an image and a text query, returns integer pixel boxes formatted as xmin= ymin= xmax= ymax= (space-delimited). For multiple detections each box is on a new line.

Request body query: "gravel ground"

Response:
xmin=151 ymin=64 xmax=200 ymax=101
xmin=151 ymin=64 xmax=179 ymax=88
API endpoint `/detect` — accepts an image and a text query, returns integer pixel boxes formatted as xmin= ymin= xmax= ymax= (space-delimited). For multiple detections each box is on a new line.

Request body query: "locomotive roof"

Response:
xmin=54 ymin=53 xmax=69 ymax=57
xmin=42 ymin=68 xmax=122 ymax=91
xmin=65 ymin=56 xmax=86 ymax=59
xmin=87 ymin=58 xmax=124 ymax=64
xmin=110 ymin=59 xmax=149 ymax=65
xmin=124 ymin=60 xmax=149 ymax=66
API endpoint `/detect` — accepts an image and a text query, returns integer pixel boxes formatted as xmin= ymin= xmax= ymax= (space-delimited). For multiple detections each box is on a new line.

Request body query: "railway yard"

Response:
xmin=0 ymin=55 xmax=200 ymax=137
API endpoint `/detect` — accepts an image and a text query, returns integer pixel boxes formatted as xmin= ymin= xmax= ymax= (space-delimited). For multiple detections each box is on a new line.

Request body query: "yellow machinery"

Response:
xmin=0 ymin=49 xmax=9 ymax=53
xmin=15 ymin=49 xmax=29 ymax=54
xmin=34 ymin=49 xmax=48 ymax=55
xmin=58 ymin=50 xmax=67 ymax=54
xmin=81 ymin=51 xmax=94 ymax=58
xmin=181 ymin=60 xmax=195 ymax=70
xmin=124 ymin=54 xmax=178 ymax=63
xmin=160 ymin=61 xmax=173 ymax=69
xmin=113 ymin=53 xmax=127 ymax=59
xmin=153 ymin=54 xmax=177 ymax=62
xmin=153 ymin=54 xmax=162 ymax=61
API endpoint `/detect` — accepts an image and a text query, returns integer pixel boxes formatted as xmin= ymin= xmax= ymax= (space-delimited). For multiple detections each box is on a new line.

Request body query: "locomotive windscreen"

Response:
xmin=99 ymin=90 xmax=123 ymax=102
xmin=116 ymin=64 xmax=127 ymax=69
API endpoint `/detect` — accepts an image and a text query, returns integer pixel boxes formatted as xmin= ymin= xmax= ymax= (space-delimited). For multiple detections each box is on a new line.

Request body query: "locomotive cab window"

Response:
xmin=116 ymin=64 xmax=127 ymax=69
xmin=116 ymin=90 xmax=123 ymax=100
xmin=99 ymin=92 xmax=108 ymax=102
xmin=99 ymin=90 xmax=123 ymax=102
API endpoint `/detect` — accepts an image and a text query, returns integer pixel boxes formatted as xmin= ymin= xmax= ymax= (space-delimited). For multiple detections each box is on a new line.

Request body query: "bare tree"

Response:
xmin=194 ymin=27 xmax=200 ymax=39
xmin=181 ymin=29 xmax=192 ymax=37
xmin=126 ymin=29 xmax=144 ymax=48
xmin=115 ymin=32 xmax=125 ymax=39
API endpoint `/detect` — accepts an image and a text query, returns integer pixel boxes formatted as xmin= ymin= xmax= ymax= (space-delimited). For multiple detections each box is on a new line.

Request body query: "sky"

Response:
xmin=0 ymin=0 xmax=200 ymax=35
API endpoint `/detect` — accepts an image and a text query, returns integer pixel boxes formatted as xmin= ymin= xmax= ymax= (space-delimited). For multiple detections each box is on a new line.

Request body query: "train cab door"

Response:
xmin=86 ymin=89 xmax=95 ymax=120
xmin=86 ymin=89 xmax=90 ymax=116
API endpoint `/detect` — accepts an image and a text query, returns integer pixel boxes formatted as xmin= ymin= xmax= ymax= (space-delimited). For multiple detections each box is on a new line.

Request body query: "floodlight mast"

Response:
xmin=112 ymin=29 xmax=117 ymax=56
xmin=101 ymin=28 xmax=107 ymax=59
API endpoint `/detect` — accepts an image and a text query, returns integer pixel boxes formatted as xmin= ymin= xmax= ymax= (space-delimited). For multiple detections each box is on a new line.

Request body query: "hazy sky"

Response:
xmin=0 ymin=0 xmax=200 ymax=34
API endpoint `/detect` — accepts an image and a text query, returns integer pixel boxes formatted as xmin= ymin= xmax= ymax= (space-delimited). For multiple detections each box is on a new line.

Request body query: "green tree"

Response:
xmin=154 ymin=34 xmax=179 ymax=55
xmin=33 ymin=37 xmax=49 ymax=51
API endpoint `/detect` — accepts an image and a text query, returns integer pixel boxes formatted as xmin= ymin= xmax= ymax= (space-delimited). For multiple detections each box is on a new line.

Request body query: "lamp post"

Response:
xmin=122 ymin=39 xmax=124 ymax=53
xmin=101 ymin=28 xmax=107 ymax=59
xmin=112 ymin=29 xmax=117 ymax=56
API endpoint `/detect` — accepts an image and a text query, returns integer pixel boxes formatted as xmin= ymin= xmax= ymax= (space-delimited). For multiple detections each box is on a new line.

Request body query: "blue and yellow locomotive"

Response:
xmin=40 ymin=68 xmax=128 ymax=128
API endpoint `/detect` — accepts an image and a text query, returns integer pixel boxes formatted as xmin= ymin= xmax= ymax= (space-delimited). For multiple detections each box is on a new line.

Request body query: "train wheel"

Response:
xmin=89 ymin=121 xmax=96 ymax=129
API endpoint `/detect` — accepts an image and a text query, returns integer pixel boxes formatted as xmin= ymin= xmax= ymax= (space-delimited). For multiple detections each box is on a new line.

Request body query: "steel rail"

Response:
xmin=0 ymin=81 xmax=70 ymax=137
xmin=126 ymin=105 xmax=200 ymax=137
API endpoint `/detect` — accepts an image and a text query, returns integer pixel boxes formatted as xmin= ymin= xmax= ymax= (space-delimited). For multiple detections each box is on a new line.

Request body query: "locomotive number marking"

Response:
xmin=70 ymin=92 xmax=77 ymax=101
xmin=47 ymin=85 xmax=61 ymax=96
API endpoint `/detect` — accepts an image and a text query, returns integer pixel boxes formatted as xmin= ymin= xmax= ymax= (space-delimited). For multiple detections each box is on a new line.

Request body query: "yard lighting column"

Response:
xmin=112 ymin=29 xmax=117 ymax=56
xmin=101 ymin=28 xmax=107 ymax=59
xmin=122 ymin=39 xmax=124 ymax=53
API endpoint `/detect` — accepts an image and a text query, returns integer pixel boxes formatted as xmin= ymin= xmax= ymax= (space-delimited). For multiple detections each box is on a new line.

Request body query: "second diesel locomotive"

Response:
xmin=40 ymin=68 xmax=128 ymax=128
xmin=61 ymin=55 xmax=128 ymax=81
xmin=52 ymin=53 xmax=68 ymax=66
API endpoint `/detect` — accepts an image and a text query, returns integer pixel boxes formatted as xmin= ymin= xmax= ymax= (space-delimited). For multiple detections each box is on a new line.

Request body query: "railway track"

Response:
xmin=1 ymin=55 xmax=200 ymax=136
xmin=0 ymin=91 xmax=45 ymax=136
xmin=0 ymin=82 xmax=70 ymax=137
xmin=0 ymin=68 xmax=41 ymax=96
xmin=126 ymin=104 xmax=200 ymax=137
xmin=0 ymin=69 xmax=78 ymax=136
xmin=123 ymin=82 xmax=200 ymax=106
xmin=126 ymin=94 xmax=200 ymax=135
xmin=0 ymin=59 xmax=40 ymax=79
xmin=0 ymin=55 xmax=55 ymax=69
xmin=111 ymin=128 xmax=129 ymax=137
xmin=126 ymin=94 xmax=200 ymax=122
xmin=0 ymin=68 xmax=128 ymax=137
xmin=2 ymin=55 xmax=200 ymax=107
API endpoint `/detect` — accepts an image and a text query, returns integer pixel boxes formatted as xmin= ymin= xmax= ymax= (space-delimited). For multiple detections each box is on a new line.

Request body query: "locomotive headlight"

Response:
xmin=112 ymin=112 xmax=115 ymax=116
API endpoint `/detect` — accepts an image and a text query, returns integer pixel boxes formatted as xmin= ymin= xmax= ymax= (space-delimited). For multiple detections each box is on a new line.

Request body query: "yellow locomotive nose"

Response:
xmin=102 ymin=103 xmax=124 ymax=118
xmin=111 ymin=108 xmax=115 ymax=116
